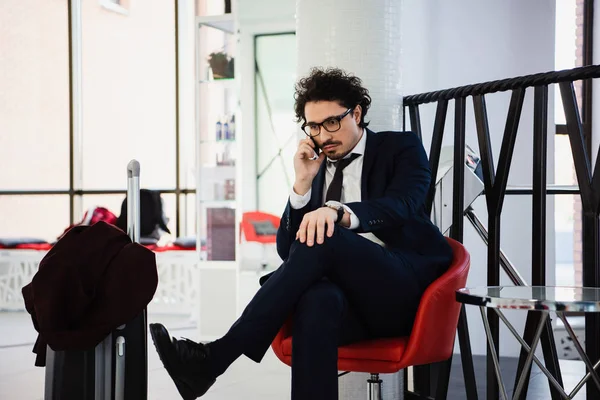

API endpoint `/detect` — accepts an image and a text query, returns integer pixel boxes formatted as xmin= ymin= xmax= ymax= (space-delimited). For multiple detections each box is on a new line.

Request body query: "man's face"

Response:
xmin=304 ymin=101 xmax=363 ymax=160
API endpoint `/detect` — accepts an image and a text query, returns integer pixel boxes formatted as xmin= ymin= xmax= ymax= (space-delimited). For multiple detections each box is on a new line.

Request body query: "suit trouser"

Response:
xmin=218 ymin=227 xmax=424 ymax=399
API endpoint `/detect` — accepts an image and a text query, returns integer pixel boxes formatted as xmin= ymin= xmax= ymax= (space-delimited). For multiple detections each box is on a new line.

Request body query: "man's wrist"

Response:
xmin=293 ymin=179 xmax=312 ymax=196
xmin=325 ymin=201 xmax=349 ymax=227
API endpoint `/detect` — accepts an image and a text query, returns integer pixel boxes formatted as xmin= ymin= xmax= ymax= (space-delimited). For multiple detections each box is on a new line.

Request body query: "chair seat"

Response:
xmin=280 ymin=336 xmax=410 ymax=373
xmin=271 ymin=237 xmax=471 ymax=376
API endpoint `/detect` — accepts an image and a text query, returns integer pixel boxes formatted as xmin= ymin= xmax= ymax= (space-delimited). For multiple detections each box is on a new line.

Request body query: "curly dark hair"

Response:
xmin=294 ymin=67 xmax=371 ymax=128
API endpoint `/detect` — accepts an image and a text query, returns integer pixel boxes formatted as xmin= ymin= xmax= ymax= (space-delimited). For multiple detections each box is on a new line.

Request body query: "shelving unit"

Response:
xmin=194 ymin=4 xmax=241 ymax=339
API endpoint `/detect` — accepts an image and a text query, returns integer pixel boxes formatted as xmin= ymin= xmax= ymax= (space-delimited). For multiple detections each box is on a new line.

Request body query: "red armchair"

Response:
xmin=270 ymin=237 xmax=470 ymax=399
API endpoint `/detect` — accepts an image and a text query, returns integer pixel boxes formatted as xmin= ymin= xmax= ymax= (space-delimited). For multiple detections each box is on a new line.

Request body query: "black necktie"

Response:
xmin=325 ymin=153 xmax=361 ymax=202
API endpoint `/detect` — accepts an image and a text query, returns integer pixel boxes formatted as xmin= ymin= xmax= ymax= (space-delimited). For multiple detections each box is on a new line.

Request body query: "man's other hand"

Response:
xmin=296 ymin=207 xmax=337 ymax=246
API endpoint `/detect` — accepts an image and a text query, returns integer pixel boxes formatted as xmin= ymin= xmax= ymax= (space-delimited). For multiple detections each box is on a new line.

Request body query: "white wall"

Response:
xmin=402 ymin=0 xmax=556 ymax=357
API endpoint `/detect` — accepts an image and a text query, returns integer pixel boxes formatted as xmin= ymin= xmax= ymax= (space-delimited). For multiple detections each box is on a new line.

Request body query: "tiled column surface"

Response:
xmin=296 ymin=0 xmax=403 ymax=132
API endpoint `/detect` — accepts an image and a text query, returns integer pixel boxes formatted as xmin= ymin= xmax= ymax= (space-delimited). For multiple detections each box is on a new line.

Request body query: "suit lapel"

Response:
xmin=310 ymin=160 xmax=328 ymax=208
xmin=361 ymin=129 xmax=381 ymax=200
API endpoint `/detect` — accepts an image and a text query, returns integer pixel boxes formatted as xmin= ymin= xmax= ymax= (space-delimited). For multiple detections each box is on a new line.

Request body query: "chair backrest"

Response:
xmin=399 ymin=237 xmax=470 ymax=366
xmin=240 ymin=211 xmax=280 ymax=243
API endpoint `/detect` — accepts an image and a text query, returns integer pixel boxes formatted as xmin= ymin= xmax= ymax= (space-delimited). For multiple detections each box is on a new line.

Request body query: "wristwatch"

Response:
xmin=325 ymin=200 xmax=345 ymax=224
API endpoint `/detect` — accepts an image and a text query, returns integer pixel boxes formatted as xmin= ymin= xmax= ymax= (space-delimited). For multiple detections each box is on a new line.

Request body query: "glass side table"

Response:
xmin=456 ymin=286 xmax=600 ymax=400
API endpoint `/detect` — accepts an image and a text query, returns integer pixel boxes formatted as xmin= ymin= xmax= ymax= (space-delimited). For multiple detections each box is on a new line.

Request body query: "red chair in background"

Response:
xmin=270 ymin=237 xmax=470 ymax=399
xmin=240 ymin=211 xmax=280 ymax=270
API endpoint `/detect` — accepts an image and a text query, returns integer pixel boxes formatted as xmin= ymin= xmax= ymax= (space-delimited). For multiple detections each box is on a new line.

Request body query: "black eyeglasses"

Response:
xmin=301 ymin=108 xmax=353 ymax=137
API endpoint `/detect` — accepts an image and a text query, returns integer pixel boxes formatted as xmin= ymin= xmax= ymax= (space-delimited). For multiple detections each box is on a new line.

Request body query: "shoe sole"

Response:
xmin=149 ymin=324 xmax=215 ymax=400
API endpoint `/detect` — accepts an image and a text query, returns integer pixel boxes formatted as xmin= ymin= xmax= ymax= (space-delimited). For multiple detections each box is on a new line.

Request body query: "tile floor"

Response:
xmin=0 ymin=265 xmax=595 ymax=400
xmin=0 ymin=312 xmax=291 ymax=400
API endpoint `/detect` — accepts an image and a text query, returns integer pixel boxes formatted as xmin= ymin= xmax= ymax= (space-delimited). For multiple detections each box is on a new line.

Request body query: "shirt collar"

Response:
xmin=326 ymin=128 xmax=366 ymax=163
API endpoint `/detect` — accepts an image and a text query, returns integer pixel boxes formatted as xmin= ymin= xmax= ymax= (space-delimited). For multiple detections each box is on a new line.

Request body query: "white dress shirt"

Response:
xmin=289 ymin=130 xmax=385 ymax=246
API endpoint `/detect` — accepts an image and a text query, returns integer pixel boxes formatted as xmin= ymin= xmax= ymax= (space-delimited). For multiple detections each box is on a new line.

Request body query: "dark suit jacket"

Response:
xmin=272 ymin=129 xmax=453 ymax=289
xmin=22 ymin=221 xmax=158 ymax=366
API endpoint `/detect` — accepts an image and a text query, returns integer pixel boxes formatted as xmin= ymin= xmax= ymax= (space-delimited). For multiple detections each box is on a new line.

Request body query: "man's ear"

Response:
xmin=354 ymin=105 xmax=362 ymax=125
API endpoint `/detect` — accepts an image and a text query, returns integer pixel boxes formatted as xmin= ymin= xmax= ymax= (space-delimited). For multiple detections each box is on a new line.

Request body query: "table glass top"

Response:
xmin=456 ymin=286 xmax=600 ymax=312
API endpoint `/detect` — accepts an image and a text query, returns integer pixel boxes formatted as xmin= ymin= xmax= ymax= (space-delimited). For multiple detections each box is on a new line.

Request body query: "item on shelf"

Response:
xmin=223 ymin=117 xmax=230 ymax=140
xmin=226 ymin=57 xmax=234 ymax=79
xmin=206 ymin=207 xmax=235 ymax=261
xmin=216 ymin=150 xmax=226 ymax=166
xmin=224 ymin=0 xmax=231 ymax=13
xmin=229 ymin=115 xmax=235 ymax=140
xmin=224 ymin=179 xmax=235 ymax=200
xmin=207 ymin=52 xmax=234 ymax=79
xmin=216 ymin=118 xmax=223 ymax=141
xmin=216 ymin=141 xmax=236 ymax=166
xmin=223 ymin=114 xmax=236 ymax=140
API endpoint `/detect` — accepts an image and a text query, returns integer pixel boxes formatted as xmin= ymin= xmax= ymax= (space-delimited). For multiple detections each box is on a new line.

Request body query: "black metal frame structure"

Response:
xmin=403 ymin=65 xmax=600 ymax=400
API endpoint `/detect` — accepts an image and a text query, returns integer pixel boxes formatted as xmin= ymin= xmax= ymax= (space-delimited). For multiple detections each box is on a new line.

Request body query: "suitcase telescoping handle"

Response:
xmin=94 ymin=161 xmax=141 ymax=400
xmin=127 ymin=160 xmax=141 ymax=244
xmin=113 ymin=159 xmax=141 ymax=400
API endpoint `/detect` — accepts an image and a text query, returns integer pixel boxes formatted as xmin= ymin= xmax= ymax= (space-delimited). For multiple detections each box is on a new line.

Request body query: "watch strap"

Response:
xmin=325 ymin=201 xmax=345 ymax=224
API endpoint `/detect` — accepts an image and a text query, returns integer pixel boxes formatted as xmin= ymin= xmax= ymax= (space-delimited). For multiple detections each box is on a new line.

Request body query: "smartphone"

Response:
xmin=309 ymin=137 xmax=320 ymax=160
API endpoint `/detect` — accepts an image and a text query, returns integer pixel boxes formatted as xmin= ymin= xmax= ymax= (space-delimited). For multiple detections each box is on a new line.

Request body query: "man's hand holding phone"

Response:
xmin=308 ymin=137 xmax=320 ymax=160
xmin=293 ymin=138 xmax=325 ymax=196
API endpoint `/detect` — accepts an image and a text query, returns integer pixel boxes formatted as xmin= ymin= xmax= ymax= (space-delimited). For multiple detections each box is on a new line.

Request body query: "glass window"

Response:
xmin=179 ymin=193 xmax=196 ymax=237
xmin=553 ymin=0 xmax=581 ymax=287
xmin=0 ymin=196 xmax=70 ymax=242
xmin=80 ymin=0 xmax=176 ymax=190
xmin=554 ymin=135 xmax=580 ymax=287
xmin=554 ymin=0 xmax=576 ymax=125
xmin=0 ymin=1 xmax=70 ymax=190
xmin=255 ymin=33 xmax=297 ymax=215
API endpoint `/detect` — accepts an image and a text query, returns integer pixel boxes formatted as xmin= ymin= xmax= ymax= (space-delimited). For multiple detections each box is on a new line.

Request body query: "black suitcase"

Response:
xmin=44 ymin=160 xmax=149 ymax=400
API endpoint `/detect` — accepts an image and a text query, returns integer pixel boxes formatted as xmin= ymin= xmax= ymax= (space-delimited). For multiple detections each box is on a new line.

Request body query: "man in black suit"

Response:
xmin=149 ymin=67 xmax=453 ymax=400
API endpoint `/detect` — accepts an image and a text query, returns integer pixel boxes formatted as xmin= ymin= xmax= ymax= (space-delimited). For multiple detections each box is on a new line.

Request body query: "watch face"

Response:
xmin=326 ymin=201 xmax=342 ymax=210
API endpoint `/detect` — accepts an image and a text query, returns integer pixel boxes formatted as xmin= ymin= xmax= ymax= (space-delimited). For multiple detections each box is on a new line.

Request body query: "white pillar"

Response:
xmin=296 ymin=1 xmax=404 ymax=395
xmin=296 ymin=0 xmax=403 ymax=132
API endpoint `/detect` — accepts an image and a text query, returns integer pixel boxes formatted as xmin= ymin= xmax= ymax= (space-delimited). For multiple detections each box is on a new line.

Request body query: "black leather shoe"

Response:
xmin=149 ymin=323 xmax=216 ymax=399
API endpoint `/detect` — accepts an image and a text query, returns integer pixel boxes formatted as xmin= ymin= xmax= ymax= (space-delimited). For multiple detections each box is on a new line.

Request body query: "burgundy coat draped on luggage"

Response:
xmin=22 ymin=221 xmax=158 ymax=366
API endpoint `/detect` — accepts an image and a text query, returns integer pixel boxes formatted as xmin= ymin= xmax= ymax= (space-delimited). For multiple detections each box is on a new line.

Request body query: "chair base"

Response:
xmin=368 ymin=373 xmax=383 ymax=400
